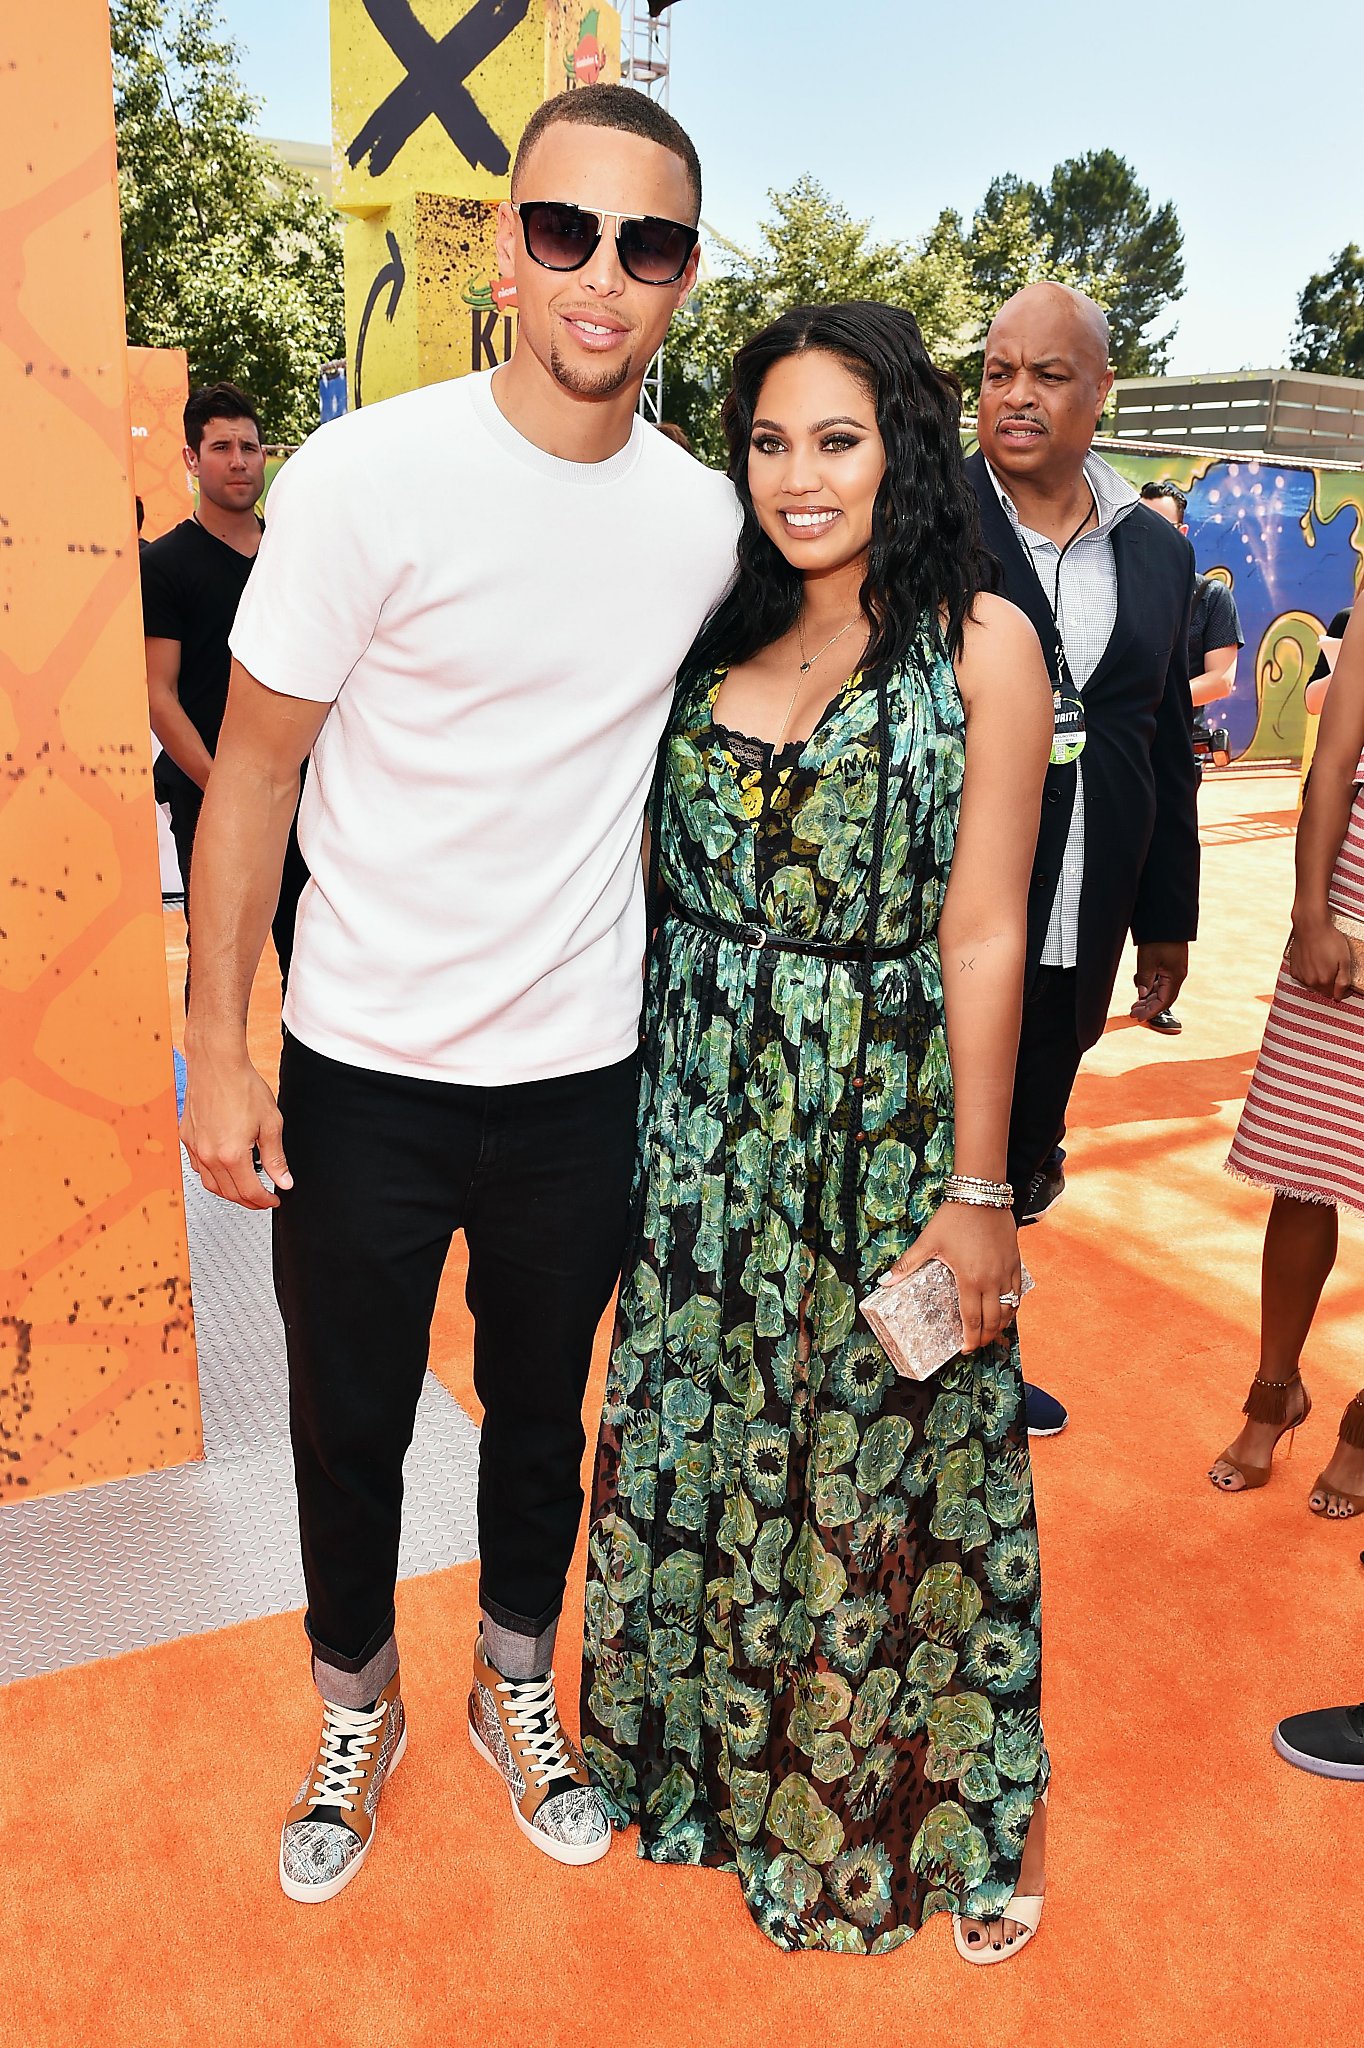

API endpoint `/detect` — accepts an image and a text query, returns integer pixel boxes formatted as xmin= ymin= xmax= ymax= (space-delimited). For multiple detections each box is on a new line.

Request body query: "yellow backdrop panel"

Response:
xmin=345 ymin=194 xmax=518 ymax=404
xmin=332 ymin=0 xmax=619 ymax=405
xmin=331 ymin=0 xmax=621 ymax=215
xmin=0 ymin=0 xmax=200 ymax=1500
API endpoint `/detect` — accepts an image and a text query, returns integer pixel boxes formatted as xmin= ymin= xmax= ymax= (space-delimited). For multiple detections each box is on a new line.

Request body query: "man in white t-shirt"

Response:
xmin=180 ymin=86 xmax=738 ymax=1904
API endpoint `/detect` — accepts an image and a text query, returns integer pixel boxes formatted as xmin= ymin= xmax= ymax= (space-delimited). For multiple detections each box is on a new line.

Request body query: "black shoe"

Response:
xmin=1273 ymin=1702 xmax=1364 ymax=1780
xmin=1019 ymin=1160 xmax=1065 ymax=1223
xmin=1144 ymin=1008 xmax=1182 ymax=1035
xmin=1025 ymin=1384 xmax=1069 ymax=1437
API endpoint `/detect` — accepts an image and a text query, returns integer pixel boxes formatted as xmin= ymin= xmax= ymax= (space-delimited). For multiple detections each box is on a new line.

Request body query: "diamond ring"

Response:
xmin=999 ymin=1291 xmax=1021 ymax=1310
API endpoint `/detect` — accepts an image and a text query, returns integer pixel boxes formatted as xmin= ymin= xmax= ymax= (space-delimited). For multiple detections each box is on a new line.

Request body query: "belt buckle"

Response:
xmin=738 ymin=922 xmax=768 ymax=952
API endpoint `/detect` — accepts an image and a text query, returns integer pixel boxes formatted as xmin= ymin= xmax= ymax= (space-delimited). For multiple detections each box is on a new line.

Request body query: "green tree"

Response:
xmin=958 ymin=152 xmax=1181 ymax=381
xmin=111 ymin=0 xmax=344 ymax=444
xmin=663 ymin=178 xmax=978 ymax=465
xmin=967 ymin=175 xmax=1067 ymax=309
xmin=1290 ymin=244 xmax=1364 ymax=378
xmin=1032 ymin=150 xmax=1183 ymax=374
xmin=954 ymin=175 xmax=1095 ymax=392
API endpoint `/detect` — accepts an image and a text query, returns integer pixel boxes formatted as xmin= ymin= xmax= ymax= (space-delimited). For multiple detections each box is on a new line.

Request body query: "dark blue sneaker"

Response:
xmin=1019 ymin=1155 xmax=1065 ymax=1223
xmin=1025 ymin=1383 xmax=1068 ymax=1437
xmin=1273 ymin=1702 xmax=1364 ymax=1780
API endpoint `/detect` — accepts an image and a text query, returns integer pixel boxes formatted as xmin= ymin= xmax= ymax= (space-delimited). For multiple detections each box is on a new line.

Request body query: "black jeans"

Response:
xmin=271 ymin=1035 xmax=639 ymax=1672
xmin=162 ymin=768 xmax=309 ymax=994
xmin=1007 ymin=966 xmax=1084 ymax=1218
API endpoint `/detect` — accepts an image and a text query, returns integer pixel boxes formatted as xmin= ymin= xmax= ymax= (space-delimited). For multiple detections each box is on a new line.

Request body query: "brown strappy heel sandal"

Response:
xmin=1309 ymin=1394 xmax=1364 ymax=1519
xmin=1209 ymin=1370 xmax=1312 ymax=1492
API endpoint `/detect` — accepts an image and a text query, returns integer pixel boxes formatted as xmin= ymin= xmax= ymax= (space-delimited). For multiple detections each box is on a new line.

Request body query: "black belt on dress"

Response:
xmin=667 ymin=903 xmax=920 ymax=963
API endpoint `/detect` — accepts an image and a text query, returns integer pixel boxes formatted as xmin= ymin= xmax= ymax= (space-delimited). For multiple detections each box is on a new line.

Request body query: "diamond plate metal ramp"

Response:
xmin=0 ymin=1156 xmax=480 ymax=1686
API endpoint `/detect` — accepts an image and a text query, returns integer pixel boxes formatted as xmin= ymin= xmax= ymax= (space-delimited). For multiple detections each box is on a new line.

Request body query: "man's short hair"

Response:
xmin=1141 ymin=478 xmax=1188 ymax=523
xmin=512 ymin=83 xmax=702 ymax=222
xmin=184 ymin=381 xmax=263 ymax=453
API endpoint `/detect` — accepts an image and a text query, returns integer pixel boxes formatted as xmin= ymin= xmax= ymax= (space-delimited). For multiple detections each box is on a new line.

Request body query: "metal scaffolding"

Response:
xmin=626 ymin=1 xmax=676 ymax=425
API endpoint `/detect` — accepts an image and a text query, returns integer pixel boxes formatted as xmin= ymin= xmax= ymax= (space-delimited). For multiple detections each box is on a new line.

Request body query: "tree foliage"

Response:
xmin=1033 ymin=150 xmax=1184 ymax=374
xmin=111 ymin=0 xmax=344 ymax=444
xmin=664 ymin=155 xmax=1183 ymax=461
xmin=1290 ymin=244 xmax=1364 ymax=379
xmin=663 ymin=178 xmax=977 ymax=465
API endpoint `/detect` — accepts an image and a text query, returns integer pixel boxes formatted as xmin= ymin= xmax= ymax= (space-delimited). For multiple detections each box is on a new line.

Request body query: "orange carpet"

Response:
xmin=5 ymin=772 xmax=1355 ymax=2047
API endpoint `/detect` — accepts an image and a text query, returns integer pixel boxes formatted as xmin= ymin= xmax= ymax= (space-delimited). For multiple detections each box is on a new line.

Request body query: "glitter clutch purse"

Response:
xmin=860 ymin=1258 xmax=1035 ymax=1380
xmin=1329 ymin=911 xmax=1364 ymax=995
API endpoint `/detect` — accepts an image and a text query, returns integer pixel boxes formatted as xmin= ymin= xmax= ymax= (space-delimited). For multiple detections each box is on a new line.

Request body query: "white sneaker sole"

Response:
xmin=467 ymin=1719 xmax=612 ymax=1866
xmin=278 ymin=1723 xmax=408 ymax=1904
xmin=1020 ymin=1181 xmax=1065 ymax=1225
xmin=1273 ymin=1726 xmax=1364 ymax=1780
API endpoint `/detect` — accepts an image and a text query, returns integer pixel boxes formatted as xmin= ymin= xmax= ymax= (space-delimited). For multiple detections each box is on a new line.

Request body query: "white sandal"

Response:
xmin=952 ymin=1788 xmax=1046 ymax=1966
xmin=952 ymin=1888 xmax=1044 ymax=1965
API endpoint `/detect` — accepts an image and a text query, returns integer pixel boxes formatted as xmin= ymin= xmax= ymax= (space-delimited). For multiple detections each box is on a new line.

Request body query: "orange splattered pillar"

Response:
xmin=0 ymin=3 xmax=200 ymax=1498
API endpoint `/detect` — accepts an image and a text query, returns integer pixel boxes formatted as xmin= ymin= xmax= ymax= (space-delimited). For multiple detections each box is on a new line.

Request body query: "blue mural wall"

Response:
xmin=1103 ymin=446 xmax=1364 ymax=761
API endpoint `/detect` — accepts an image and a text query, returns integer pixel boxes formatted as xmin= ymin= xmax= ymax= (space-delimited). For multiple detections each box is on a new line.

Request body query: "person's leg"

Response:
xmin=1311 ymin=1392 xmax=1364 ymax=1517
xmin=1209 ymin=1193 xmax=1335 ymax=1494
xmin=164 ymin=777 xmax=202 ymax=1006
xmin=272 ymin=798 xmax=309 ymax=998
xmin=272 ymin=1039 xmax=484 ymax=1902
xmin=1007 ymin=970 xmax=1083 ymax=1435
xmin=459 ymin=1053 xmax=637 ymax=1865
xmin=273 ymin=1039 xmax=479 ymax=1696
xmin=957 ymin=1792 xmax=1048 ymax=1956
xmin=1007 ymin=968 xmax=1083 ymax=1215
xmin=465 ymin=1053 xmax=639 ymax=1674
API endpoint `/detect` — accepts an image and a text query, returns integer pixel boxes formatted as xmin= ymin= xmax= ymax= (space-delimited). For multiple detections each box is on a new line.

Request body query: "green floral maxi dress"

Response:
xmin=580 ymin=642 xmax=1048 ymax=1956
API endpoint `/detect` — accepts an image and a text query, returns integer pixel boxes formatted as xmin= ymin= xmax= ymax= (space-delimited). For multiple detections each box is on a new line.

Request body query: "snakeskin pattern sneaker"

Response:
xmin=468 ymin=1635 xmax=611 ymax=1867
xmin=279 ymin=1673 xmax=406 ymax=1903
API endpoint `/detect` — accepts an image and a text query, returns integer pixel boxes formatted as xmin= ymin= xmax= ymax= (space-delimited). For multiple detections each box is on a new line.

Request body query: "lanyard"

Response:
xmin=1037 ymin=493 xmax=1098 ymax=691
xmin=1029 ymin=493 xmax=1097 ymax=767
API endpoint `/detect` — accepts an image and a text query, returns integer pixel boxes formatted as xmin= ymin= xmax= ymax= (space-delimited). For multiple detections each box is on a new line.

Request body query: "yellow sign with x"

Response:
xmin=332 ymin=0 xmax=621 ymax=214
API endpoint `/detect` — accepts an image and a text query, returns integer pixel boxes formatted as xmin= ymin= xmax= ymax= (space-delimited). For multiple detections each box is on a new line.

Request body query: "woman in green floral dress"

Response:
xmin=580 ymin=304 xmax=1055 ymax=1958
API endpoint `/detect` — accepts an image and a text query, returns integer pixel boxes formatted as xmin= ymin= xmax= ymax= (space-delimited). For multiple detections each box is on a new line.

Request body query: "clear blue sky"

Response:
xmin=224 ymin=0 xmax=1362 ymax=375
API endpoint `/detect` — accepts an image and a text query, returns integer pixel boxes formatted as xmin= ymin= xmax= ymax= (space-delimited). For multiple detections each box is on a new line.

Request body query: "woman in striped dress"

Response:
xmin=1211 ymin=602 xmax=1364 ymax=1517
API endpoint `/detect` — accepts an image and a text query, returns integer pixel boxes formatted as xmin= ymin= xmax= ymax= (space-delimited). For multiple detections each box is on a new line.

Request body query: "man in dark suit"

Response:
xmin=967 ymin=282 xmax=1200 ymax=1436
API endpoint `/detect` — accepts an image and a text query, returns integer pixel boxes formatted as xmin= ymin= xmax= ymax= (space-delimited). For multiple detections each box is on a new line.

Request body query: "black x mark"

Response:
xmin=347 ymin=0 xmax=532 ymax=180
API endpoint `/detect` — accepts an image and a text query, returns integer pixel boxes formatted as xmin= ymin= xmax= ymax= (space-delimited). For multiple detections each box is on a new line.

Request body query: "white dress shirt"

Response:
xmin=985 ymin=453 xmax=1140 ymax=967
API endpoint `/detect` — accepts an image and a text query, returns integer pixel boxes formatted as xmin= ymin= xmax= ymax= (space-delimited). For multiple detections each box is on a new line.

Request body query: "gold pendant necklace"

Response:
xmin=798 ymin=613 xmax=860 ymax=674
xmin=772 ymin=613 xmax=862 ymax=749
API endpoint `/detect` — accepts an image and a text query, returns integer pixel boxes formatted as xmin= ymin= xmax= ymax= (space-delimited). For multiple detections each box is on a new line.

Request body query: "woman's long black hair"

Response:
xmin=686 ymin=301 xmax=993 ymax=682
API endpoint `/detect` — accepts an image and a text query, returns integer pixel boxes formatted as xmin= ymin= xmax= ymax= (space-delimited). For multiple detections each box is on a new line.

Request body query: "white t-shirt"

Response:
xmin=231 ymin=370 xmax=739 ymax=1086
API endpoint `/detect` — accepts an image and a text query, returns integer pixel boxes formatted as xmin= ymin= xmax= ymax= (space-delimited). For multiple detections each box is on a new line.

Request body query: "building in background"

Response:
xmin=263 ymin=135 xmax=333 ymax=199
xmin=1113 ymin=368 xmax=1364 ymax=467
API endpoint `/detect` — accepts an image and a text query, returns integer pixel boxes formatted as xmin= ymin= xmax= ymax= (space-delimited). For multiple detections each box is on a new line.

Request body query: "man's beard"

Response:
xmin=549 ymin=334 xmax=636 ymax=400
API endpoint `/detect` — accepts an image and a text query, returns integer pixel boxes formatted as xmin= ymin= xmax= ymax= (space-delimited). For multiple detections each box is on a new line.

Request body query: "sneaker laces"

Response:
xmin=496 ymin=1672 xmax=578 ymax=1790
xmin=305 ymin=1698 xmax=387 ymax=1815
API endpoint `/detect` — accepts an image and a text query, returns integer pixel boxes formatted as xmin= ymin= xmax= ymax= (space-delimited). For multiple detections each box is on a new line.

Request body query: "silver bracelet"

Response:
xmin=942 ymin=1173 xmax=1014 ymax=1210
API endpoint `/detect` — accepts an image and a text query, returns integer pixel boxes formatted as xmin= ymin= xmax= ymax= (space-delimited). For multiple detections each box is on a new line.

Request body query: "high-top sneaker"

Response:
xmin=279 ymin=1672 xmax=406 ymax=1903
xmin=467 ymin=1635 xmax=611 ymax=1866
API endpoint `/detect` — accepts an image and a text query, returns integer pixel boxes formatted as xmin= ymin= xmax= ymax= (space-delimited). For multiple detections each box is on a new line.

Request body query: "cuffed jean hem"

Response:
xmin=308 ymin=1617 xmax=399 ymax=1709
xmin=479 ymin=1587 xmax=563 ymax=1638
xmin=312 ymin=1635 xmax=398 ymax=1709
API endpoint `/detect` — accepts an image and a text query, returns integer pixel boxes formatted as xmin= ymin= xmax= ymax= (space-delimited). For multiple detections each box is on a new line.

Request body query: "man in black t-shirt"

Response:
xmin=1139 ymin=479 xmax=1244 ymax=1033
xmin=142 ymin=381 xmax=307 ymax=989
xmin=1186 ymin=572 xmax=1244 ymax=707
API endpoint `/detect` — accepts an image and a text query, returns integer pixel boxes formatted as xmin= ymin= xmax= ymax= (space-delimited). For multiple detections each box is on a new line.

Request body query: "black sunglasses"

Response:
xmin=514 ymin=201 xmax=698 ymax=286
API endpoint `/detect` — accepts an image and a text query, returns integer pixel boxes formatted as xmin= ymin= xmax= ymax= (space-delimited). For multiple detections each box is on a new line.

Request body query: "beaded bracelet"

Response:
xmin=943 ymin=1173 xmax=1014 ymax=1210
